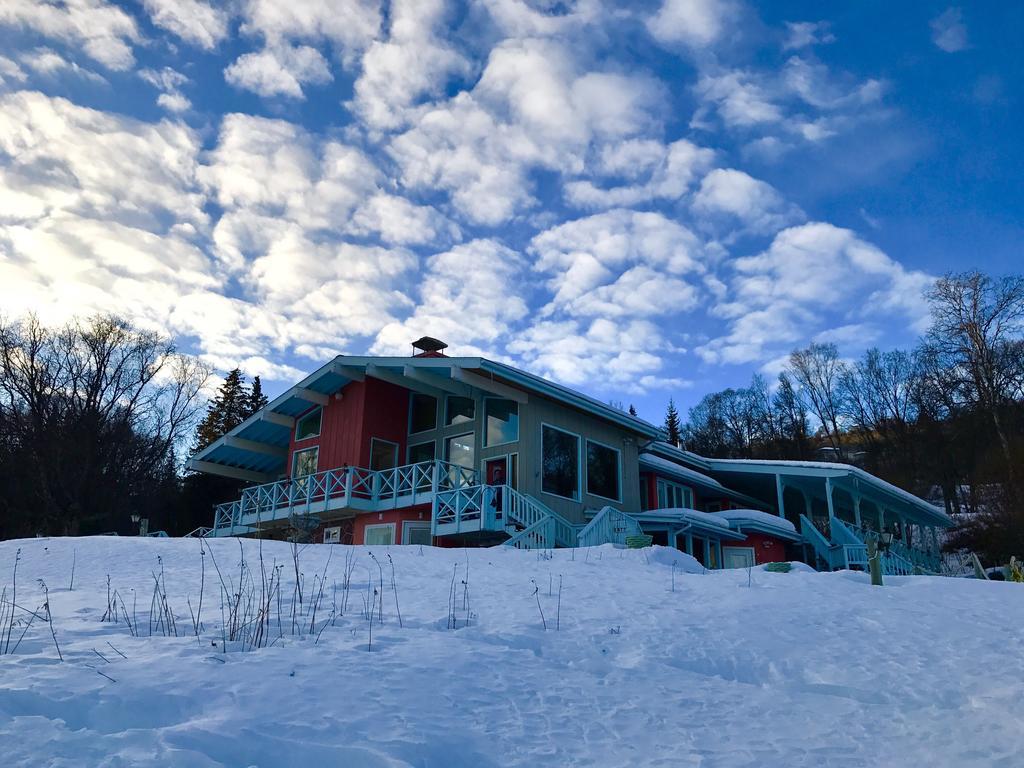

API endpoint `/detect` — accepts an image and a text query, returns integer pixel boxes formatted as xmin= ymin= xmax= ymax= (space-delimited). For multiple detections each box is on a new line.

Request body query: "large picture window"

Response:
xmin=445 ymin=433 xmax=475 ymax=470
xmin=292 ymin=447 xmax=319 ymax=478
xmin=446 ymin=396 xmax=475 ymax=426
xmin=295 ymin=408 xmax=321 ymax=440
xmin=542 ymin=425 xmax=579 ymax=500
xmin=407 ymin=441 xmax=435 ymax=464
xmin=484 ymin=398 xmax=519 ymax=446
xmin=409 ymin=393 xmax=437 ymax=434
xmin=370 ymin=438 xmax=398 ymax=471
xmin=586 ymin=440 xmax=620 ymax=501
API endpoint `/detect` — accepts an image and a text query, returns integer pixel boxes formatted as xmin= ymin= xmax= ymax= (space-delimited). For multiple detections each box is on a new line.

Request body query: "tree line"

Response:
xmin=664 ymin=271 xmax=1024 ymax=562
xmin=0 ymin=314 xmax=267 ymax=539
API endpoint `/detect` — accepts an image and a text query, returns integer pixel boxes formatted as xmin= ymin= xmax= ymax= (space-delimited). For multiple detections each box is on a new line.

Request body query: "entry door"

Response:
xmin=486 ymin=457 xmax=508 ymax=486
xmin=722 ymin=546 xmax=756 ymax=569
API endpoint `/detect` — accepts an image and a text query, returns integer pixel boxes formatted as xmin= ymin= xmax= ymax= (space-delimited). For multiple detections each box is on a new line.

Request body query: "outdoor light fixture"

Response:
xmin=879 ymin=531 xmax=894 ymax=551
xmin=131 ymin=514 xmax=140 ymax=524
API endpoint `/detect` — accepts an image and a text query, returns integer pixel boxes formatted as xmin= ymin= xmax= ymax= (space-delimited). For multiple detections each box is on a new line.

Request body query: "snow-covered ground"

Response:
xmin=1 ymin=537 xmax=1022 ymax=767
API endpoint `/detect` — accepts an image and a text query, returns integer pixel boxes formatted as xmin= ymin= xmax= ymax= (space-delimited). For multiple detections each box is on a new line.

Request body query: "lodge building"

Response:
xmin=188 ymin=338 xmax=951 ymax=574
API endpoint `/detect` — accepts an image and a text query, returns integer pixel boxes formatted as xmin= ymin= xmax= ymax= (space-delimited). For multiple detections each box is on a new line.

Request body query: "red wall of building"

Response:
xmin=734 ymin=531 xmax=788 ymax=565
xmin=286 ymin=378 xmax=413 ymax=476
xmin=351 ymin=505 xmax=432 ymax=545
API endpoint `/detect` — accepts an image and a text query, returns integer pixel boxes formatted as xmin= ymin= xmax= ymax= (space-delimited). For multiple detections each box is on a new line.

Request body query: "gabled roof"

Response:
xmin=187 ymin=355 xmax=660 ymax=481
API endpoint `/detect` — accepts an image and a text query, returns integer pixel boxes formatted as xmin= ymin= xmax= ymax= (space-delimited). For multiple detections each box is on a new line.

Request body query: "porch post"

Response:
xmin=703 ymin=538 xmax=712 ymax=569
xmin=775 ymin=474 xmax=785 ymax=518
xmin=825 ymin=477 xmax=836 ymax=520
xmin=879 ymin=507 xmax=886 ymax=532
xmin=686 ymin=533 xmax=694 ymax=556
xmin=804 ymin=491 xmax=813 ymax=517
xmin=853 ymin=494 xmax=862 ymax=529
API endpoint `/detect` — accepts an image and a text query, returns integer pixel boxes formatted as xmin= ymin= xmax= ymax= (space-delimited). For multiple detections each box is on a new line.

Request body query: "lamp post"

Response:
xmin=130 ymin=514 xmax=141 ymax=536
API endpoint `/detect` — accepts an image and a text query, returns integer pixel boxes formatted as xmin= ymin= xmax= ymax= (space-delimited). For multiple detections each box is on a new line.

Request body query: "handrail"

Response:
xmin=578 ymin=506 xmax=642 ymax=548
xmin=212 ymin=459 xmax=479 ymax=532
xmin=800 ymin=514 xmax=840 ymax=569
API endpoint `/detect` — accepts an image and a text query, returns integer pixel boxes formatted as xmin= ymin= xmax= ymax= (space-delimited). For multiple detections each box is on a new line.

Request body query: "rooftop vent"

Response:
xmin=411 ymin=336 xmax=448 ymax=358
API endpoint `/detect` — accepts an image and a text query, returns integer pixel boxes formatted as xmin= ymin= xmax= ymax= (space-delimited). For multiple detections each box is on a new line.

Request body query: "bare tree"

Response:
xmin=0 ymin=313 xmax=210 ymax=537
xmin=789 ymin=343 xmax=848 ymax=459
xmin=924 ymin=272 xmax=1024 ymax=489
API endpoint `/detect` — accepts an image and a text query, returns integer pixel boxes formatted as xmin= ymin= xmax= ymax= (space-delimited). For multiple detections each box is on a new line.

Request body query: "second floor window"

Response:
xmin=586 ymin=440 xmax=620 ymax=501
xmin=409 ymin=393 xmax=438 ymax=433
xmin=292 ymin=447 xmax=319 ymax=478
xmin=295 ymin=408 xmax=321 ymax=440
xmin=446 ymin=396 xmax=475 ymax=426
xmin=485 ymin=398 xmax=519 ymax=446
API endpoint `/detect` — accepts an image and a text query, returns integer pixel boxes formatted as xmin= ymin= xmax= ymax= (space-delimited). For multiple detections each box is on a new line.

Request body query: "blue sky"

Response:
xmin=0 ymin=1 xmax=1020 ymax=423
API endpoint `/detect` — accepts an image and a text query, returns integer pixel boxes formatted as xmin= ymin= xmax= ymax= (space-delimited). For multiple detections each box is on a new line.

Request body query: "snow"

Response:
xmin=709 ymin=508 xmax=799 ymax=534
xmin=638 ymin=452 xmax=726 ymax=490
xmin=640 ymin=507 xmax=733 ymax=529
xmin=2 ymin=536 xmax=1023 ymax=767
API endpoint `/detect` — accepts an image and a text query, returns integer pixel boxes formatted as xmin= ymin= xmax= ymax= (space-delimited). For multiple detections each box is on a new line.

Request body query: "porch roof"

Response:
xmin=631 ymin=508 xmax=747 ymax=540
xmin=638 ymin=453 xmax=770 ymax=510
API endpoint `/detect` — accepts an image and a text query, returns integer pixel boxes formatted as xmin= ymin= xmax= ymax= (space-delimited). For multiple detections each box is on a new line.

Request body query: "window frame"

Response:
xmin=408 ymin=392 xmax=438 ymax=435
xmin=540 ymin=422 xmax=582 ymax=502
xmin=363 ymin=523 xmax=396 ymax=546
xmin=292 ymin=446 xmax=319 ymax=478
xmin=483 ymin=396 xmax=519 ymax=448
xmin=656 ymin=478 xmax=693 ymax=509
xmin=402 ymin=520 xmax=432 ymax=546
xmin=294 ymin=407 xmax=322 ymax=441
xmin=369 ymin=437 xmax=399 ymax=471
xmin=444 ymin=431 xmax=476 ymax=471
xmin=585 ymin=438 xmax=622 ymax=503
xmin=406 ymin=440 xmax=436 ymax=465
xmin=323 ymin=526 xmax=341 ymax=544
xmin=445 ymin=395 xmax=476 ymax=427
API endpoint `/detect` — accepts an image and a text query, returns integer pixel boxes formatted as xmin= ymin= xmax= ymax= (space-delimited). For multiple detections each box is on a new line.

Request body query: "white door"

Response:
xmin=722 ymin=546 xmax=756 ymax=569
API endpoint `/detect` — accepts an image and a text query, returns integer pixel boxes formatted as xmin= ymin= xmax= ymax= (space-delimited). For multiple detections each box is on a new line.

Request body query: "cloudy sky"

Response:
xmin=0 ymin=1 xmax=1020 ymax=420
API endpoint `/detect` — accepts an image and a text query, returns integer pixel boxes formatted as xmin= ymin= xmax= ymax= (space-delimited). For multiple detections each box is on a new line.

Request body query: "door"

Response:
xmin=485 ymin=457 xmax=508 ymax=516
xmin=722 ymin=546 xmax=756 ymax=569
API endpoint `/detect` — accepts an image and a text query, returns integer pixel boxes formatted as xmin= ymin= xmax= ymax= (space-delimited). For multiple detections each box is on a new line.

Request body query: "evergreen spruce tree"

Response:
xmin=193 ymin=368 xmax=249 ymax=452
xmin=628 ymin=404 xmax=638 ymax=417
xmin=664 ymin=397 xmax=682 ymax=446
xmin=246 ymin=375 xmax=269 ymax=416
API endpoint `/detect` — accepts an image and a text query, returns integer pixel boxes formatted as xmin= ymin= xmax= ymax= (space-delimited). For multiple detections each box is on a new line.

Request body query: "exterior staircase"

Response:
xmin=800 ymin=515 xmax=919 ymax=575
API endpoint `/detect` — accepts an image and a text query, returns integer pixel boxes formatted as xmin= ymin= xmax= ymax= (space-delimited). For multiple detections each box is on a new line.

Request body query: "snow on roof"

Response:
xmin=638 ymin=507 xmax=733 ymax=530
xmin=708 ymin=509 xmax=797 ymax=535
xmin=638 ymin=453 xmax=725 ymax=490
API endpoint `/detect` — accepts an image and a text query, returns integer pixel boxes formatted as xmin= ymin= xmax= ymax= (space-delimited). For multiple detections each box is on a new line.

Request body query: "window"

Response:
xmin=364 ymin=523 xmax=395 ymax=546
xmin=323 ymin=526 xmax=341 ymax=544
xmin=292 ymin=447 xmax=319 ymax=478
xmin=542 ymin=425 xmax=579 ymax=500
xmin=445 ymin=433 xmax=475 ymax=470
xmin=657 ymin=479 xmax=692 ymax=509
xmin=446 ymin=396 xmax=475 ymax=426
xmin=407 ymin=441 xmax=435 ymax=464
xmin=295 ymin=408 xmax=322 ymax=440
xmin=409 ymin=393 xmax=437 ymax=433
xmin=484 ymin=398 xmax=519 ymax=446
xmin=586 ymin=440 xmax=620 ymax=501
xmin=370 ymin=438 xmax=398 ymax=471
xmin=402 ymin=521 xmax=432 ymax=546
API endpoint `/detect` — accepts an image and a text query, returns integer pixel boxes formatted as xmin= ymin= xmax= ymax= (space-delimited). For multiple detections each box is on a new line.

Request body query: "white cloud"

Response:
xmin=350 ymin=0 xmax=471 ymax=131
xmin=646 ymin=0 xmax=732 ymax=48
xmin=389 ymin=38 xmax=665 ymax=225
xmin=141 ymin=0 xmax=229 ymax=50
xmin=477 ymin=0 xmax=604 ymax=37
xmin=697 ymin=222 xmax=933 ymax=364
xmin=565 ymin=138 xmax=715 ymax=208
xmin=930 ymin=7 xmax=968 ymax=53
xmin=782 ymin=21 xmax=835 ymax=51
xmin=140 ymin=67 xmax=191 ymax=113
xmin=224 ymin=44 xmax=333 ymax=99
xmin=372 ymin=239 xmax=529 ymax=355
xmin=692 ymin=168 xmax=802 ymax=234
xmin=0 ymin=56 xmax=28 ymax=87
xmin=349 ymin=193 xmax=458 ymax=246
xmin=0 ymin=0 xmax=139 ymax=70
xmin=19 ymin=48 xmax=107 ymax=84
xmin=530 ymin=209 xmax=704 ymax=317
xmin=239 ymin=0 xmax=381 ymax=62
xmin=694 ymin=70 xmax=783 ymax=128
